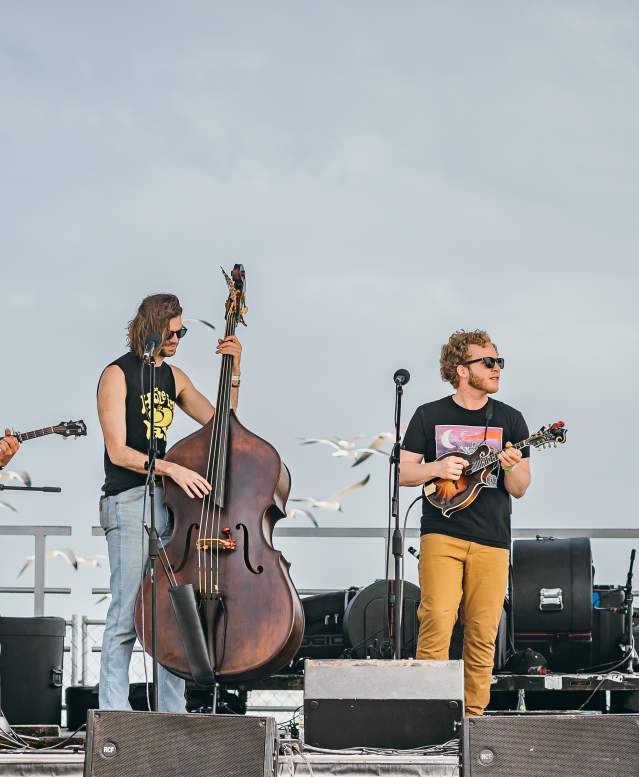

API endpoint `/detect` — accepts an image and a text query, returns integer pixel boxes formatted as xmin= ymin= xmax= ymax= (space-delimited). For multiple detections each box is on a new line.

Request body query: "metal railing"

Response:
xmin=0 ymin=525 xmax=72 ymax=615
xmin=2 ymin=523 xmax=639 ymax=721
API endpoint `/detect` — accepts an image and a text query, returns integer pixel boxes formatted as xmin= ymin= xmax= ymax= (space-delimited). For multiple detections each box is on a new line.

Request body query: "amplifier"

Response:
xmin=304 ymin=658 xmax=463 ymax=749
xmin=0 ymin=616 xmax=65 ymax=725
xmin=462 ymin=713 xmax=639 ymax=777
xmin=84 ymin=710 xmax=278 ymax=777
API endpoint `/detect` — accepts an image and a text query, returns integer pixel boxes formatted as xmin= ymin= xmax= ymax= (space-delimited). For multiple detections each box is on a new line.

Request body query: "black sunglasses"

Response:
xmin=462 ymin=356 xmax=504 ymax=369
xmin=166 ymin=326 xmax=188 ymax=341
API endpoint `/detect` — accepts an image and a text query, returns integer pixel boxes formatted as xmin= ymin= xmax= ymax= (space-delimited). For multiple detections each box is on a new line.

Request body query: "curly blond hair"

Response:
xmin=440 ymin=329 xmax=494 ymax=388
xmin=127 ymin=294 xmax=183 ymax=359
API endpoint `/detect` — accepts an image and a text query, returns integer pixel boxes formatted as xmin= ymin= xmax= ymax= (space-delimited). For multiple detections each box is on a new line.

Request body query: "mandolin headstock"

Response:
xmin=529 ymin=421 xmax=568 ymax=449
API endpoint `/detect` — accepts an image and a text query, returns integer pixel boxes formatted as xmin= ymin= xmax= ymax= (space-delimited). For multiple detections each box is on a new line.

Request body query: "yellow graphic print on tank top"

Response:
xmin=140 ymin=388 xmax=175 ymax=441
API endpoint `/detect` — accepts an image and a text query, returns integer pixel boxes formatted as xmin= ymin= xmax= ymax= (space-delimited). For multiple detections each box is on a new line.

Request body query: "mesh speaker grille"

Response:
xmin=85 ymin=711 xmax=277 ymax=777
xmin=465 ymin=713 xmax=639 ymax=777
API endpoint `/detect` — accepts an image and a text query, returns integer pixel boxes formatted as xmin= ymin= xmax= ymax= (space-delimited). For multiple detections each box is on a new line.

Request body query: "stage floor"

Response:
xmin=0 ymin=750 xmax=460 ymax=776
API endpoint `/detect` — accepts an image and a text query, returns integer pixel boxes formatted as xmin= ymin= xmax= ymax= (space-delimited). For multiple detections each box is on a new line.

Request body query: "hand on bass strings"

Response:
xmin=0 ymin=428 xmax=20 ymax=467
xmin=498 ymin=441 xmax=522 ymax=471
xmin=436 ymin=456 xmax=469 ymax=481
xmin=216 ymin=336 xmax=242 ymax=370
xmin=164 ymin=462 xmax=212 ymax=499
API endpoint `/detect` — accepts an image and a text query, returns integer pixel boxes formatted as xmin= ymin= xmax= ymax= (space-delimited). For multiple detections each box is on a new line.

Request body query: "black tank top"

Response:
xmin=102 ymin=352 xmax=177 ymax=496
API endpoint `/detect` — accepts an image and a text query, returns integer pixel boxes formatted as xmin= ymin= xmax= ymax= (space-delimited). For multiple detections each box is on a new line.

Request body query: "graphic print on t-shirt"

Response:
xmin=435 ymin=425 xmax=503 ymax=487
xmin=140 ymin=387 xmax=175 ymax=441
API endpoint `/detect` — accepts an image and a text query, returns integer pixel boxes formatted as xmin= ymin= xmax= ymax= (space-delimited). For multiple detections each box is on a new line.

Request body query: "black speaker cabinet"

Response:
xmin=304 ymin=658 xmax=464 ymax=749
xmin=462 ymin=713 xmax=639 ymax=777
xmin=0 ymin=616 xmax=65 ymax=725
xmin=84 ymin=710 xmax=278 ymax=777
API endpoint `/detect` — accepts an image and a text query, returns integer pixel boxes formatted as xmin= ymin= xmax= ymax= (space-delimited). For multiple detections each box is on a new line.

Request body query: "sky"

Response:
xmin=1 ymin=1 xmax=638 ymax=621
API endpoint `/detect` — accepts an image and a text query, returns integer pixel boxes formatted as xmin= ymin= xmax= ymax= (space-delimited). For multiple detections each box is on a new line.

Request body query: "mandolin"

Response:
xmin=12 ymin=420 xmax=87 ymax=442
xmin=423 ymin=421 xmax=567 ymax=518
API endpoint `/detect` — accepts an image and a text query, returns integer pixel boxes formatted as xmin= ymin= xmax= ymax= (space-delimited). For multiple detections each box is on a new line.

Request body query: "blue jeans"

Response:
xmin=99 ymin=484 xmax=186 ymax=711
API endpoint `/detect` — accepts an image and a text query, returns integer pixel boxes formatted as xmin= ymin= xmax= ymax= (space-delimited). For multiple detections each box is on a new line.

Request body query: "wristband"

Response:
xmin=231 ymin=374 xmax=241 ymax=386
xmin=504 ymin=463 xmax=518 ymax=473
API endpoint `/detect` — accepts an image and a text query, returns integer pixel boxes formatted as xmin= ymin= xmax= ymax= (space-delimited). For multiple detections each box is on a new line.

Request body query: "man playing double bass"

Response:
xmin=97 ymin=293 xmax=242 ymax=711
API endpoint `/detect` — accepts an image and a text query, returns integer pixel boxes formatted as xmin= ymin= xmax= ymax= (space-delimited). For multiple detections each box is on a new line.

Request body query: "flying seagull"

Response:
xmin=299 ymin=438 xmax=372 ymax=461
xmin=0 ymin=470 xmax=32 ymax=487
xmin=299 ymin=433 xmax=393 ymax=467
xmin=184 ymin=318 xmax=216 ymax=331
xmin=290 ymin=474 xmax=371 ymax=512
xmin=17 ymin=549 xmax=106 ymax=578
xmin=351 ymin=432 xmax=395 ymax=467
xmin=299 ymin=435 xmax=364 ymax=451
xmin=285 ymin=507 xmax=319 ymax=528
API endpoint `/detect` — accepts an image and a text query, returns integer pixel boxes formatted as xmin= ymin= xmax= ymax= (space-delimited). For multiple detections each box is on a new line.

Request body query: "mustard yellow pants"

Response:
xmin=417 ymin=533 xmax=509 ymax=716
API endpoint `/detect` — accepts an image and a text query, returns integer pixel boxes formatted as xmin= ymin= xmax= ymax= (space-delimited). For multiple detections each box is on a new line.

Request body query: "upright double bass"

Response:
xmin=135 ymin=265 xmax=304 ymax=682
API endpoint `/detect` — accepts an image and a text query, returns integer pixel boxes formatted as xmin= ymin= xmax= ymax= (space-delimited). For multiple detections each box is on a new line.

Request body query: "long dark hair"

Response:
xmin=127 ymin=293 xmax=183 ymax=358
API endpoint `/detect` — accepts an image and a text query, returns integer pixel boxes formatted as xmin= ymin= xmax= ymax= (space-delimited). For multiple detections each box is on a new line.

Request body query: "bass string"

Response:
xmin=211 ymin=317 xmax=236 ymax=593
xmin=198 ymin=395 xmax=219 ymax=595
xmin=200 ymin=312 xmax=235 ymax=595
xmin=201 ymin=318 xmax=229 ymax=594
xmin=198 ymin=315 xmax=230 ymax=596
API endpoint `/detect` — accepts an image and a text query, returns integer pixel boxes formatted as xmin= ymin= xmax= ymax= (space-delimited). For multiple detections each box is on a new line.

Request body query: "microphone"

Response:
xmin=143 ymin=332 xmax=161 ymax=363
xmin=393 ymin=368 xmax=410 ymax=386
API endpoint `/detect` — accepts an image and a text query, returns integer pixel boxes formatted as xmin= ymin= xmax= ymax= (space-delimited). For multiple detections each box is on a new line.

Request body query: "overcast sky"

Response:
xmin=1 ymin=1 xmax=638 ymax=620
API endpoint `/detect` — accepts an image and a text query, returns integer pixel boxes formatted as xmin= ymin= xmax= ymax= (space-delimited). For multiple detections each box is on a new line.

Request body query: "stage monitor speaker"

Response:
xmin=84 ymin=710 xmax=278 ymax=777
xmin=343 ymin=579 xmax=420 ymax=658
xmin=304 ymin=658 xmax=463 ymax=749
xmin=462 ymin=713 xmax=639 ymax=777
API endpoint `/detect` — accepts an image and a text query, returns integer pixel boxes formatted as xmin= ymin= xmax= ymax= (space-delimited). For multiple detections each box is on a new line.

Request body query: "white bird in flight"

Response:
xmin=299 ymin=433 xmax=395 ymax=467
xmin=299 ymin=435 xmax=364 ymax=451
xmin=290 ymin=474 xmax=371 ymax=512
xmin=286 ymin=507 xmax=319 ymax=528
xmin=184 ymin=318 xmax=216 ymax=331
xmin=17 ymin=549 xmax=106 ymax=578
xmin=0 ymin=470 xmax=32 ymax=487
xmin=351 ymin=432 xmax=395 ymax=467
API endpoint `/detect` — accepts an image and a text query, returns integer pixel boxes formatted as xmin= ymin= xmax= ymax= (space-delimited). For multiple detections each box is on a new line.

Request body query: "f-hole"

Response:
xmin=172 ymin=522 xmax=199 ymax=574
xmin=236 ymin=523 xmax=263 ymax=575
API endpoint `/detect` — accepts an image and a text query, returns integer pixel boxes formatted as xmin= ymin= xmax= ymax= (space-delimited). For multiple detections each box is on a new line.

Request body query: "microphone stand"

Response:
xmin=144 ymin=354 xmax=160 ymax=712
xmin=0 ymin=484 xmax=61 ymax=493
xmin=389 ymin=378 xmax=405 ymax=660
xmin=622 ymin=549 xmax=636 ymax=674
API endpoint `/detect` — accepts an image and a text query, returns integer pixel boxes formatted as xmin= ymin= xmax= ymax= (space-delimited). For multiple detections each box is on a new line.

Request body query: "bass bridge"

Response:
xmin=197 ymin=527 xmax=237 ymax=553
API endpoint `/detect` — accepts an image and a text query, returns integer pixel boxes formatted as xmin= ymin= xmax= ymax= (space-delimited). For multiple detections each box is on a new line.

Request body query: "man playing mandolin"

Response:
xmin=400 ymin=329 xmax=531 ymax=717
xmin=97 ymin=293 xmax=242 ymax=711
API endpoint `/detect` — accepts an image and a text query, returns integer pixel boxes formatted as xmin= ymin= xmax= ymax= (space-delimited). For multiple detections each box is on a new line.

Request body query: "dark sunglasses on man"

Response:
xmin=166 ymin=326 xmax=188 ymax=341
xmin=462 ymin=356 xmax=505 ymax=369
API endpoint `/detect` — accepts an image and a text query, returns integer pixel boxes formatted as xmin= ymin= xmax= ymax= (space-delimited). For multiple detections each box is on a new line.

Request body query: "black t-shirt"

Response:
xmin=402 ymin=396 xmax=529 ymax=549
xmin=101 ymin=352 xmax=177 ymax=496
